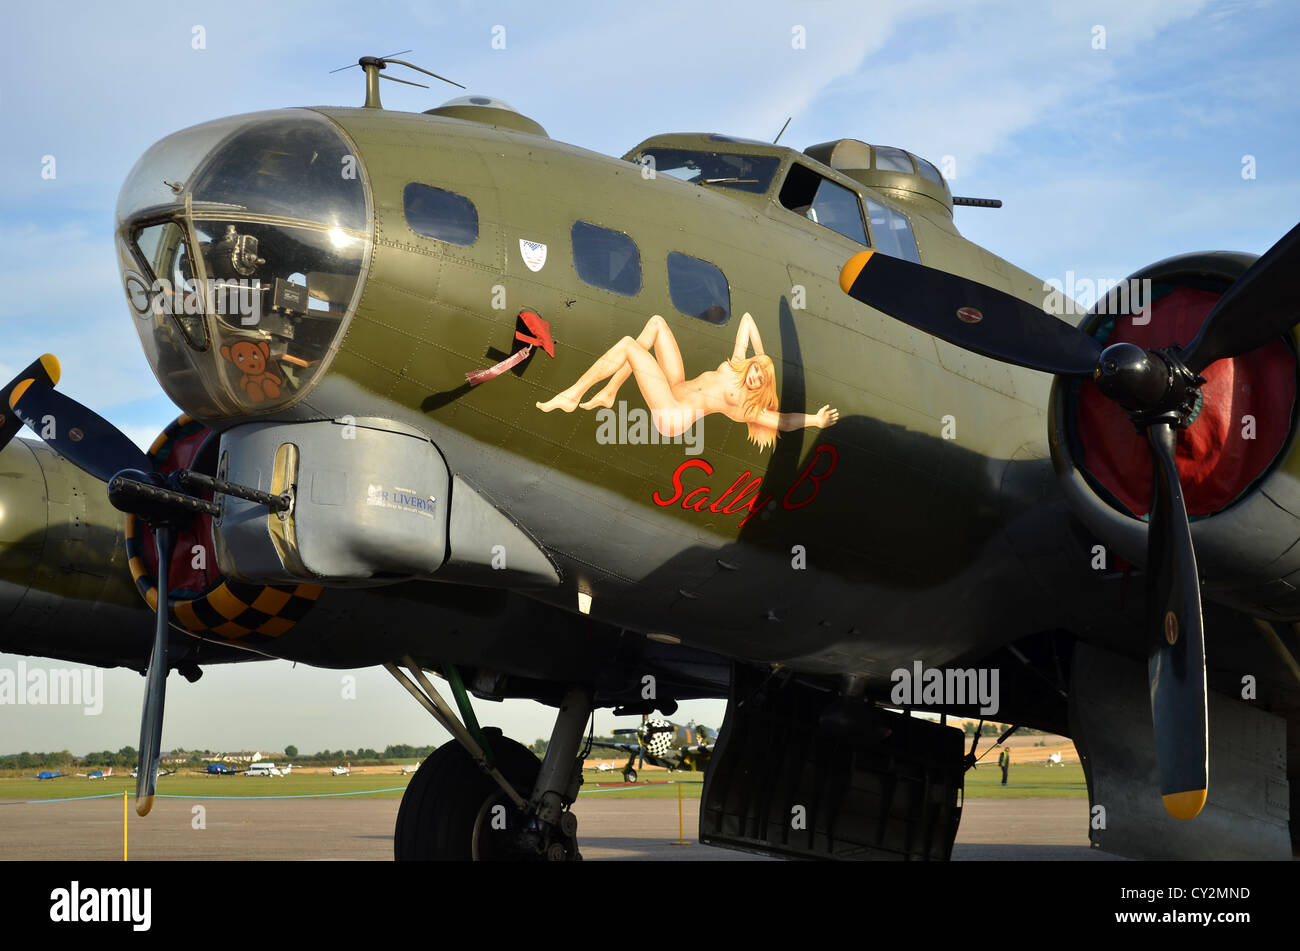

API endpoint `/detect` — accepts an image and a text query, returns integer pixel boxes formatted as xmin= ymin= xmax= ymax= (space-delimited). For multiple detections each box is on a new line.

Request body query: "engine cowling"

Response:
xmin=1050 ymin=251 xmax=1300 ymax=619
xmin=123 ymin=416 xmax=322 ymax=642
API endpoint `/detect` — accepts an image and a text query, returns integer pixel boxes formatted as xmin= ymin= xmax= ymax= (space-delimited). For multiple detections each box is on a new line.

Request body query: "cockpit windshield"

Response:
xmin=633 ymin=148 xmax=781 ymax=195
xmin=116 ymin=109 xmax=371 ymax=419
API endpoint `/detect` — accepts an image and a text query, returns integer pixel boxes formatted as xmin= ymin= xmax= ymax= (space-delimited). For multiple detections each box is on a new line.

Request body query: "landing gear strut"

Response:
xmin=388 ymin=658 xmax=592 ymax=861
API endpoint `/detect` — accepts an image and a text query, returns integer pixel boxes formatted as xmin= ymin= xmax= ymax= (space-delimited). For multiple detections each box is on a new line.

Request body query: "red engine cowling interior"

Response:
xmin=125 ymin=416 xmax=320 ymax=640
xmin=1073 ymin=285 xmax=1296 ymax=518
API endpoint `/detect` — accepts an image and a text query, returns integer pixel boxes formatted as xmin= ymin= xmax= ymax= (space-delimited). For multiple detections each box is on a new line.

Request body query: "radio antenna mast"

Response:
xmin=330 ymin=51 xmax=465 ymax=109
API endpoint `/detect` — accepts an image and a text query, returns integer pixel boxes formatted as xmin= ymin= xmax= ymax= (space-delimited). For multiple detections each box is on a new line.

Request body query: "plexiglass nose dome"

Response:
xmin=116 ymin=109 xmax=373 ymax=418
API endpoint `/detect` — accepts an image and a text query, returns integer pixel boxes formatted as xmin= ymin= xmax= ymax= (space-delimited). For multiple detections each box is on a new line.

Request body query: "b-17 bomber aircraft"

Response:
xmin=4 ymin=54 xmax=1300 ymax=861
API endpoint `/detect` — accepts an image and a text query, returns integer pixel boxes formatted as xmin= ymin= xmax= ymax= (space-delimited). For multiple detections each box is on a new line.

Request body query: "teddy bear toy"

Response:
xmin=220 ymin=339 xmax=283 ymax=403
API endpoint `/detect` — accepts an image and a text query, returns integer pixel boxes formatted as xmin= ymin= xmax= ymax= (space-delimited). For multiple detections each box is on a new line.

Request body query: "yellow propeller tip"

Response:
xmin=839 ymin=250 xmax=874 ymax=295
xmin=136 ymin=795 xmax=154 ymax=817
xmin=1162 ymin=788 xmax=1207 ymax=820
xmin=39 ymin=354 xmax=61 ymax=386
xmin=9 ymin=378 xmax=34 ymax=410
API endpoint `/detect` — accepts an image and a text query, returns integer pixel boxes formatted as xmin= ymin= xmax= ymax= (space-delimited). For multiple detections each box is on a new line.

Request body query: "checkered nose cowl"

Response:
xmin=124 ymin=416 xmax=322 ymax=643
xmin=643 ymin=717 xmax=674 ymax=757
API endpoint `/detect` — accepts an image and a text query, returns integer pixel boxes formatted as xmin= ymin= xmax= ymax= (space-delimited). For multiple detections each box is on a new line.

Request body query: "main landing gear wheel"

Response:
xmin=394 ymin=727 xmax=540 ymax=861
xmin=623 ymin=767 xmax=637 ymax=784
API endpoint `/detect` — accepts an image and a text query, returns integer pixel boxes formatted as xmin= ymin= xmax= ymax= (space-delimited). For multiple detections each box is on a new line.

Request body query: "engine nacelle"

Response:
xmin=1050 ymin=251 xmax=1300 ymax=620
xmin=123 ymin=416 xmax=323 ymax=644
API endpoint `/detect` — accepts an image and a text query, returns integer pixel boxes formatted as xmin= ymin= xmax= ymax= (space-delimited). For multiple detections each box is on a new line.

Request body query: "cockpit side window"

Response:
xmin=778 ymin=164 xmax=869 ymax=246
xmin=863 ymin=198 xmax=921 ymax=264
xmin=634 ymin=148 xmax=781 ymax=194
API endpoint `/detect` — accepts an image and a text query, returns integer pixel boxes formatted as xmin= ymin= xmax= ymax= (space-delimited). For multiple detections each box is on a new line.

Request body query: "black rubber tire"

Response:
xmin=394 ymin=728 xmax=540 ymax=861
xmin=624 ymin=767 xmax=637 ymax=784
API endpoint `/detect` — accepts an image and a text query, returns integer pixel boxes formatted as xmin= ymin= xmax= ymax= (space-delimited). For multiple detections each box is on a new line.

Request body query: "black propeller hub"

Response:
xmin=1094 ymin=342 xmax=1168 ymax=408
xmin=1094 ymin=343 xmax=1206 ymax=431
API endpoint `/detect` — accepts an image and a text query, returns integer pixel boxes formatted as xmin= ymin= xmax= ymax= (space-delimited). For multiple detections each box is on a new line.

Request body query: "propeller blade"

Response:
xmin=9 ymin=376 xmax=150 ymax=483
xmin=0 ymin=355 xmax=61 ymax=453
xmin=8 ymin=378 xmax=150 ymax=482
xmin=135 ymin=524 xmax=174 ymax=816
xmin=1145 ymin=422 xmax=1208 ymax=820
xmin=839 ymin=250 xmax=1103 ymax=376
xmin=1183 ymin=222 xmax=1300 ymax=373
xmin=837 ymin=245 xmax=1221 ymax=818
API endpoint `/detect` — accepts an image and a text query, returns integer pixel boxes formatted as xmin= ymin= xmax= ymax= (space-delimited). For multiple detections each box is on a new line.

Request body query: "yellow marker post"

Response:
xmin=670 ymin=781 xmax=690 ymax=846
xmin=123 ymin=792 xmax=128 ymax=861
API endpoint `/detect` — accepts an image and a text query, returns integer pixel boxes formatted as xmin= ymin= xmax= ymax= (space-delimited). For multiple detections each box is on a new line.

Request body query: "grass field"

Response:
xmin=964 ymin=763 xmax=1087 ymax=797
xmin=0 ymin=771 xmax=414 ymax=803
xmin=0 ymin=764 xmax=1086 ymax=805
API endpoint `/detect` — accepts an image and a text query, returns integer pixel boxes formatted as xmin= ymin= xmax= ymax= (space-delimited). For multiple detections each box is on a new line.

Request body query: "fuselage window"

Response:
xmin=667 ymin=252 xmax=730 ymax=324
xmin=778 ymin=164 xmax=869 ymax=246
xmin=403 ymin=183 xmax=478 ymax=246
xmin=864 ymin=197 xmax=921 ymax=264
xmin=572 ymin=221 xmax=642 ymax=296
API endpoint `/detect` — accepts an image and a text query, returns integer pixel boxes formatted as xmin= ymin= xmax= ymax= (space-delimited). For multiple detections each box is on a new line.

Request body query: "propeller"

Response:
xmin=7 ymin=376 xmax=151 ymax=480
xmin=840 ymin=227 xmax=1300 ymax=820
xmin=0 ymin=354 xmax=61 ymax=454
xmin=1181 ymin=222 xmax=1300 ymax=373
xmin=7 ymin=367 xmax=270 ymax=815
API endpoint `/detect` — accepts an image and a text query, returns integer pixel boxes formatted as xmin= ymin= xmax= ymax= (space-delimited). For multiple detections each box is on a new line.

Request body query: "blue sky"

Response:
xmin=1 ymin=0 xmax=1297 ymax=753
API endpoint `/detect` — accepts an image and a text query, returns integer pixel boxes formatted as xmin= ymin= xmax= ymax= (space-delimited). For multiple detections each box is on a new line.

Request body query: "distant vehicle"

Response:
xmin=1047 ymin=751 xmax=1066 ymax=767
xmin=76 ymin=767 xmax=114 ymax=780
xmin=399 ymin=764 xmax=417 ymax=775
xmin=26 ymin=770 xmax=62 ymax=780
xmin=329 ymin=763 xmax=352 ymax=776
xmin=246 ymin=762 xmax=294 ymax=776
xmin=206 ymin=763 xmax=237 ymax=775
xmin=130 ymin=766 xmax=174 ymax=779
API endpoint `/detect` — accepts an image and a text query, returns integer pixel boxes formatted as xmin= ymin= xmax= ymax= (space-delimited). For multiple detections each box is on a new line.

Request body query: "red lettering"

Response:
xmin=709 ymin=471 xmax=753 ymax=513
xmin=652 ymin=446 xmax=837 ymax=527
xmin=653 ymin=458 xmax=713 ymax=506
xmin=737 ymin=492 xmax=771 ymax=528
xmin=722 ymin=478 xmax=763 ymax=515
xmin=783 ymin=444 xmax=838 ymax=511
xmin=682 ymin=487 xmax=711 ymax=512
